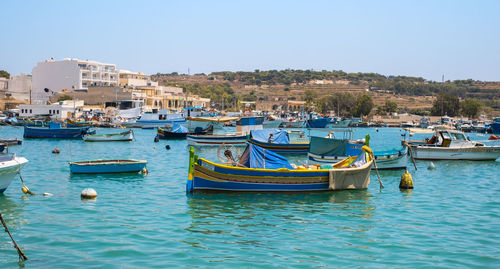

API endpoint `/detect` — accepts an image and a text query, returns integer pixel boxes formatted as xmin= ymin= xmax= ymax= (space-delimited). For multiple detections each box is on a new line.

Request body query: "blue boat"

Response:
xmin=247 ymin=129 xmax=310 ymax=154
xmin=306 ymin=118 xmax=330 ymax=128
xmin=24 ymin=122 xmax=91 ymax=139
xmin=490 ymin=118 xmax=500 ymax=134
xmin=69 ymin=159 xmax=147 ymax=174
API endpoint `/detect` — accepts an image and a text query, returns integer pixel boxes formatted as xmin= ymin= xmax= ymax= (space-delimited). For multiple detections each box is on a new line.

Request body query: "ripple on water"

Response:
xmin=1 ymin=127 xmax=499 ymax=268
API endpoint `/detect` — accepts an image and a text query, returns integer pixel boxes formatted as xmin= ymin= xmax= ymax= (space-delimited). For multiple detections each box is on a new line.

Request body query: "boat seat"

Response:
xmin=441 ymin=139 xmax=451 ymax=147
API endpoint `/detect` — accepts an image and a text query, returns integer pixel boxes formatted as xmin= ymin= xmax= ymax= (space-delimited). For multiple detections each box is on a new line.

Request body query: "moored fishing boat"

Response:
xmin=306 ymin=118 xmax=330 ymax=128
xmin=411 ymin=130 xmax=500 ymax=160
xmin=69 ymin=159 xmax=147 ymax=174
xmin=0 ymin=154 xmax=28 ymax=193
xmin=0 ymin=138 xmax=23 ymax=145
xmin=187 ymin=116 xmax=262 ymax=146
xmin=83 ymin=129 xmax=134 ymax=142
xmin=282 ymin=119 xmax=306 ymax=128
xmin=186 ymin=143 xmax=373 ymax=192
xmin=157 ymin=123 xmax=208 ymax=139
xmin=307 ymin=135 xmax=408 ymax=170
xmin=24 ymin=122 xmax=92 ymax=139
xmin=66 ymin=119 xmax=94 ymax=127
xmin=247 ymin=129 xmax=310 ymax=154
xmin=263 ymin=120 xmax=283 ymax=129
xmin=490 ymin=118 xmax=500 ymax=134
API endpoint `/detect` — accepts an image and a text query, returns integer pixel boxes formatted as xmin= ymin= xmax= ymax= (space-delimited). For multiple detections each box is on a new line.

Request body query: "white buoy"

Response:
xmin=81 ymin=188 xmax=97 ymax=199
xmin=428 ymin=162 xmax=436 ymax=170
xmin=43 ymin=192 xmax=53 ymax=196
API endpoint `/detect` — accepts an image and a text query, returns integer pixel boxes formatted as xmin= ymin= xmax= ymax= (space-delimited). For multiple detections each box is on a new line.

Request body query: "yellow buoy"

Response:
xmin=399 ymin=170 xmax=414 ymax=189
xmin=22 ymin=186 xmax=29 ymax=194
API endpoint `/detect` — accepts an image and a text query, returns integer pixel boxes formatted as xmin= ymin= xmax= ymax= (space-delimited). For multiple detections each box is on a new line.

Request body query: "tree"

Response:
xmin=353 ymin=94 xmax=374 ymax=117
xmin=385 ymin=100 xmax=398 ymax=113
xmin=57 ymin=95 xmax=73 ymax=102
xmin=0 ymin=70 xmax=10 ymax=79
xmin=304 ymin=90 xmax=317 ymax=103
xmin=461 ymin=98 xmax=482 ymax=118
xmin=431 ymin=92 xmax=460 ymax=116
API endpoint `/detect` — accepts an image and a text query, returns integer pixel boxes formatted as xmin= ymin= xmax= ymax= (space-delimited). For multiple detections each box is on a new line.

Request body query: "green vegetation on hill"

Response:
xmin=0 ymin=70 xmax=10 ymax=79
xmin=155 ymin=69 xmax=500 ymax=116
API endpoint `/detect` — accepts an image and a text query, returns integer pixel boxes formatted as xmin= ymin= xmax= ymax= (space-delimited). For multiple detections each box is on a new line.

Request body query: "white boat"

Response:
xmin=83 ymin=130 xmax=134 ymax=142
xmin=135 ymin=110 xmax=186 ymax=128
xmin=412 ymin=130 xmax=500 ymax=160
xmin=0 ymin=154 xmax=28 ymax=194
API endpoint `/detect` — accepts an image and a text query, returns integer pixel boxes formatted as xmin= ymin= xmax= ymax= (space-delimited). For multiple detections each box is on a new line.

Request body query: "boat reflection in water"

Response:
xmin=186 ymin=190 xmax=375 ymax=220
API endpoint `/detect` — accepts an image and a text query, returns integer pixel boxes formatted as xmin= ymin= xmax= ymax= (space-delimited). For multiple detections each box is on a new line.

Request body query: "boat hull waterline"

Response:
xmin=83 ymin=130 xmax=134 ymax=142
xmin=69 ymin=159 xmax=147 ymax=174
xmin=412 ymin=146 xmax=500 ymax=160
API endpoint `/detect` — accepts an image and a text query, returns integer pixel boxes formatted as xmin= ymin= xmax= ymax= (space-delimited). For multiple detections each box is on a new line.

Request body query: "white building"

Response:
xmin=0 ymin=77 xmax=8 ymax=91
xmin=32 ymin=58 xmax=119 ymax=104
xmin=19 ymin=100 xmax=84 ymax=119
xmin=7 ymin=73 xmax=31 ymax=101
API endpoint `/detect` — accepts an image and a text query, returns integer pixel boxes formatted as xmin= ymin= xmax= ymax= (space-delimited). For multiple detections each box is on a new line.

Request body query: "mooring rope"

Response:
xmin=0 ymin=213 xmax=28 ymax=262
xmin=371 ymin=153 xmax=384 ymax=189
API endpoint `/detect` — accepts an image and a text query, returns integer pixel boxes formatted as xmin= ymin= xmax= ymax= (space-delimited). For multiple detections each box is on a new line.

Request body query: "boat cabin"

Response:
xmin=430 ymin=131 xmax=476 ymax=147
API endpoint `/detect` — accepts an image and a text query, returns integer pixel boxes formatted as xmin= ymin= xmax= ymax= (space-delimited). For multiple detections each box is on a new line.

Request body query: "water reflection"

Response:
xmin=186 ymin=191 xmax=375 ymax=235
xmin=0 ymin=196 xmax=24 ymax=228
xmin=69 ymin=173 xmax=146 ymax=184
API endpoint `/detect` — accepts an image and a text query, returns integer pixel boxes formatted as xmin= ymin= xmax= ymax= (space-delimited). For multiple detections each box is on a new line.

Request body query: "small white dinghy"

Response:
xmin=83 ymin=130 xmax=134 ymax=142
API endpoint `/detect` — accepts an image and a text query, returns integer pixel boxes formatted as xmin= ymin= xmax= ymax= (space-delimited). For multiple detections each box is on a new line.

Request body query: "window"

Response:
xmin=30 ymin=109 xmax=32 ymax=113
xmin=57 ymin=110 xmax=59 ymax=114
xmin=49 ymin=110 xmax=51 ymax=114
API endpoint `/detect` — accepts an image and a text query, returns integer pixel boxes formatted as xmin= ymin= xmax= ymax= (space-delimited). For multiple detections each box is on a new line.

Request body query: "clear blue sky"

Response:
xmin=1 ymin=0 xmax=499 ymax=81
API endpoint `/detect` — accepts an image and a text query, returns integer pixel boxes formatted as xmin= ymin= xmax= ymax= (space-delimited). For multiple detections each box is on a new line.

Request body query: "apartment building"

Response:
xmin=32 ymin=58 xmax=119 ymax=104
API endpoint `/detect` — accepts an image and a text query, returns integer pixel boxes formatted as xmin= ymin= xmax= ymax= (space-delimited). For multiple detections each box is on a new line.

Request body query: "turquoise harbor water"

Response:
xmin=1 ymin=126 xmax=499 ymax=268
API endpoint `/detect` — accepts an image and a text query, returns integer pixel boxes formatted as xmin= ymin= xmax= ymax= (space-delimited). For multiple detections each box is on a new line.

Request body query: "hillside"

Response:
xmin=152 ymin=71 xmax=500 ymax=116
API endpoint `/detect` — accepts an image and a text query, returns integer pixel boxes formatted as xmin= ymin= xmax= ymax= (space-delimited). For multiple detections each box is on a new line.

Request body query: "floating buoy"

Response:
xmin=399 ymin=170 xmax=414 ymax=189
xmin=428 ymin=162 xmax=436 ymax=170
xmin=153 ymin=146 xmax=156 ymax=149
xmin=81 ymin=188 xmax=97 ymax=199
xmin=141 ymin=168 xmax=148 ymax=174
xmin=52 ymin=148 xmax=60 ymax=154
xmin=165 ymin=145 xmax=171 ymax=150
xmin=21 ymin=185 xmax=30 ymax=194
xmin=154 ymin=136 xmax=159 ymax=142
xmin=376 ymin=128 xmax=379 ymax=132
xmin=489 ymin=134 xmax=499 ymax=140
xmin=42 ymin=192 xmax=53 ymax=196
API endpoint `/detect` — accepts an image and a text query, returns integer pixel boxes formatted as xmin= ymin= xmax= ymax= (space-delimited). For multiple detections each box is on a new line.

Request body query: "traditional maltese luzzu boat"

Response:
xmin=186 ymin=143 xmax=374 ymax=192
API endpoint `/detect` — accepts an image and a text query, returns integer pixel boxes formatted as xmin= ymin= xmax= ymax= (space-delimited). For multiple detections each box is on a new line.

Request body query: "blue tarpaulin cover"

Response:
xmin=238 ymin=143 xmax=293 ymax=169
xmin=250 ymin=129 xmax=290 ymax=144
xmin=171 ymin=123 xmax=188 ymax=133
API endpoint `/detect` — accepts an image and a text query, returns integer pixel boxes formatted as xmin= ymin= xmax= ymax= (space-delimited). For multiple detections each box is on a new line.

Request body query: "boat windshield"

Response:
xmin=450 ymin=132 xmax=467 ymax=141
xmin=441 ymin=132 xmax=451 ymax=140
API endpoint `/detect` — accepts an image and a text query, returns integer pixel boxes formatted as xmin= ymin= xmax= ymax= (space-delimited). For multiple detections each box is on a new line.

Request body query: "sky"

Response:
xmin=1 ymin=0 xmax=499 ymax=81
